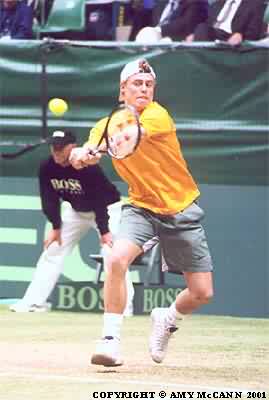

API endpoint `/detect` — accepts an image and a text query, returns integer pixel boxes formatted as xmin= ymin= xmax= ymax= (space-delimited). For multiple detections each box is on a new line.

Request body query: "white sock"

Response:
xmin=102 ymin=313 xmax=124 ymax=340
xmin=165 ymin=302 xmax=184 ymax=327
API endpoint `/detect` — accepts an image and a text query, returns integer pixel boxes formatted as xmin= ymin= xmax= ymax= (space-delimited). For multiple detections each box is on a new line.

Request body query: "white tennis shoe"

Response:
xmin=9 ymin=302 xmax=51 ymax=313
xmin=149 ymin=307 xmax=178 ymax=363
xmin=91 ymin=336 xmax=123 ymax=367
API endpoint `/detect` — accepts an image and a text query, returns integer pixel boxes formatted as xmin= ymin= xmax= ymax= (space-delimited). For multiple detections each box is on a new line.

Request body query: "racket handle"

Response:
xmin=88 ymin=148 xmax=106 ymax=156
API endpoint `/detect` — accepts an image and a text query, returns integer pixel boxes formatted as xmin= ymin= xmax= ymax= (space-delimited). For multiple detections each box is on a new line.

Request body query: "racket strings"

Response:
xmin=91 ymin=105 xmax=142 ymax=159
xmin=107 ymin=114 xmax=140 ymax=158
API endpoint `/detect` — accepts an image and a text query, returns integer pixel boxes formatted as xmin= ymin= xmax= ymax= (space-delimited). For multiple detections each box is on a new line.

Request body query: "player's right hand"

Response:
xmin=69 ymin=147 xmax=89 ymax=169
xmin=44 ymin=229 xmax=62 ymax=249
xmin=69 ymin=146 xmax=101 ymax=169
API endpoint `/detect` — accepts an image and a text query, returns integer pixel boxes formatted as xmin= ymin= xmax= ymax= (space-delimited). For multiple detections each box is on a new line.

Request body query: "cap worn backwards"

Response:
xmin=48 ymin=130 xmax=77 ymax=147
xmin=120 ymin=59 xmax=156 ymax=83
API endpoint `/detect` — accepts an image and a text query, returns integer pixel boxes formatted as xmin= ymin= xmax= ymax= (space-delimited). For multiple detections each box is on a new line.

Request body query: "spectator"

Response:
xmin=84 ymin=3 xmax=114 ymax=40
xmin=135 ymin=0 xmax=208 ymax=43
xmin=0 ymin=0 xmax=34 ymax=39
xmin=10 ymin=130 xmax=135 ymax=315
xmin=186 ymin=0 xmax=266 ymax=46
xmin=27 ymin=0 xmax=54 ymax=25
xmin=129 ymin=0 xmax=155 ymax=41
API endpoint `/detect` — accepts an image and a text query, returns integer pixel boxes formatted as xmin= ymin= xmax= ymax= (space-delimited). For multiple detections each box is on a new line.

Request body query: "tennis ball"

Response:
xmin=48 ymin=98 xmax=68 ymax=116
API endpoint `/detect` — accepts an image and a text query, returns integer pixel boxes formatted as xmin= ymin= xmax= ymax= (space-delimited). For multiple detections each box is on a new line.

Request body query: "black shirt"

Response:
xmin=39 ymin=157 xmax=120 ymax=234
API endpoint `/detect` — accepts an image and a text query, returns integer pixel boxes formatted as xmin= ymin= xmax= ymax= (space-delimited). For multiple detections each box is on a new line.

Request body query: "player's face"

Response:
xmin=50 ymin=144 xmax=74 ymax=167
xmin=122 ymin=73 xmax=155 ymax=113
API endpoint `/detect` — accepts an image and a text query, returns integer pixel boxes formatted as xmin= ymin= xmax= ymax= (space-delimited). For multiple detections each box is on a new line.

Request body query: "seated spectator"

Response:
xmin=186 ymin=0 xmax=266 ymax=46
xmin=27 ymin=0 xmax=54 ymax=25
xmin=0 ymin=0 xmax=34 ymax=39
xmin=135 ymin=0 xmax=208 ymax=43
xmin=67 ymin=2 xmax=116 ymax=41
xmin=129 ymin=0 xmax=155 ymax=41
xmin=84 ymin=3 xmax=114 ymax=41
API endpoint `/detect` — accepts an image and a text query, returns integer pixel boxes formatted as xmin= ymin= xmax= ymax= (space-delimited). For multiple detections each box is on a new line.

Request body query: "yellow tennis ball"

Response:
xmin=48 ymin=98 xmax=68 ymax=116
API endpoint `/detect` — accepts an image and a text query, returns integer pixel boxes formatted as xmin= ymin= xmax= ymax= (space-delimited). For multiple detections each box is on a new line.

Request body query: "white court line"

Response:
xmin=0 ymin=369 xmax=263 ymax=394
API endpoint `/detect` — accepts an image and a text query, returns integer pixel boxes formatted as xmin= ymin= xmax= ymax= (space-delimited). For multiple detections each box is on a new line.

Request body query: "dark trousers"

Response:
xmin=194 ymin=21 xmax=231 ymax=41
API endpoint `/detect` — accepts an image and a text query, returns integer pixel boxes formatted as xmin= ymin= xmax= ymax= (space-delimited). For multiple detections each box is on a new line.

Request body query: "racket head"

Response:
xmin=101 ymin=104 xmax=142 ymax=159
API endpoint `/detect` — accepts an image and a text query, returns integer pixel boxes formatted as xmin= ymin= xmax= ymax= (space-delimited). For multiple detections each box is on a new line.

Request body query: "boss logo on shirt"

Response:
xmin=50 ymin=178 xmax=83 ymax=193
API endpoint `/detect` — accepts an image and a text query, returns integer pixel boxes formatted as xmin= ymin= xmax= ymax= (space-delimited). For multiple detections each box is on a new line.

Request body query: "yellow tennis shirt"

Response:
xmin=85 ymin=101 xmax=200 ymax=215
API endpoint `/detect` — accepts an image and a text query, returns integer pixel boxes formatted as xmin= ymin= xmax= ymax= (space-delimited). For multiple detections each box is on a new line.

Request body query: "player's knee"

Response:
xmin=192 ymin=287 xmax=214 ymax=305
xmin=107 ymin=253 xmax=128 ymax=277
xmin=203 ymin=288 xmax=214 ymax=304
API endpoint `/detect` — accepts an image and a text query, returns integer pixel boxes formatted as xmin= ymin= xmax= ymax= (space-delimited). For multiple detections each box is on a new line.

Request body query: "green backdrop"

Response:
xmin=0 ymin=40 xmax=268 ymax=185
xmin=0 ymin=40 xmax=268 ymax=317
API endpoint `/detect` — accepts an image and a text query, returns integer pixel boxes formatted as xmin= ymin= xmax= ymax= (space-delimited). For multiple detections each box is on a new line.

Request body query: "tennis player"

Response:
xmin=70 ymin=59 xmax=214 ymax=367
xmin=10 ymin=130 xmax=134 ymax=316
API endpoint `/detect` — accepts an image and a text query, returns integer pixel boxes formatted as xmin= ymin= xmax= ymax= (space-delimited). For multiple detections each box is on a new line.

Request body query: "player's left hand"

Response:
xmin=100 ymin=232 xmax=113 ymax=247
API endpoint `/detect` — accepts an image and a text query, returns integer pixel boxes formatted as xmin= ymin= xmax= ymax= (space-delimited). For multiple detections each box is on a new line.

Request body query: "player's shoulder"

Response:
xmin=142 ymin=102 xmax=173 ymax=123
xmin=146 ymin=101 xmax=171 ymax=117
xmin=91 ymin=116 xmax=109 ymax=133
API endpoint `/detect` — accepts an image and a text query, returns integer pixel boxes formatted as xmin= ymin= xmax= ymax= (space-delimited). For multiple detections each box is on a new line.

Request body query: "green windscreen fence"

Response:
xmin=0 ymin=40 xmax=268 ymax=185
xmin=0 ymin=41 xmax=269 ymax=317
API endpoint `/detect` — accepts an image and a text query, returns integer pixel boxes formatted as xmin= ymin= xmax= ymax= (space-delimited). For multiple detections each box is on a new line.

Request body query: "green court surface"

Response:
xmin=0 ymin=306 xmax=268 ymax=400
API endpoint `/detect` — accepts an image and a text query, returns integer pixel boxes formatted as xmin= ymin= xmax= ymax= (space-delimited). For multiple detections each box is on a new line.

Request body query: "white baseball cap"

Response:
xmin=120 ymin=59 xmax=156 ymax=83
xmin=48 ymin=130 xmax=76 ymax=146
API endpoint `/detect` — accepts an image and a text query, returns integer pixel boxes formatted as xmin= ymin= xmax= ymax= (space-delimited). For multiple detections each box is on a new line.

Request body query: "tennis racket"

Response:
xmin=90 ymin=104 xmax=142 ymax=159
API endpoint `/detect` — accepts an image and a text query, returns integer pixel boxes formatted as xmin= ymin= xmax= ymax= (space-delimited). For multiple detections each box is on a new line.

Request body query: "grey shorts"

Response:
xmin=115 ymin=202 xmax=213 ymax=275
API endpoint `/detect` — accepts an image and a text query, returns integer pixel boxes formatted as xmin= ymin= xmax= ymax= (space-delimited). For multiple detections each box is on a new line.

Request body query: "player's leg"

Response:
xmin=105 ymin=201 xmax=135 ymax=316
xmin=91 ymin=238 xmax=141 ymax=367
xmin=91 ymin=204 xmax=155 ymax=367
xmin=149 ymin=272 xmax=213 ymax=363
xmin=101 ymin=244 xmax=135 ymax=316
xmin=103 ymin=239 xmax=141 ymax=314
xmin=149 ymin=202 xmax=214 ymax=363
xmin=175 ymin=270 xmax=213 ymax=314
xmin=10 ymin=205 xmax=94 ymax=312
